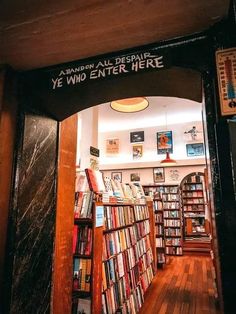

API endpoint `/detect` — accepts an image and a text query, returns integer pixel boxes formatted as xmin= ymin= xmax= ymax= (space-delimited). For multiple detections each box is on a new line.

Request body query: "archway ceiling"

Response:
xmin=0 ymin=0 xmax=230 ymax=71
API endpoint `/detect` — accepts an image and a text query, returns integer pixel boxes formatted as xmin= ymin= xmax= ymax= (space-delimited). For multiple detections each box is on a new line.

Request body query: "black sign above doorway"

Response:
xmin=50 ymin=49 xmax=171 ymax=90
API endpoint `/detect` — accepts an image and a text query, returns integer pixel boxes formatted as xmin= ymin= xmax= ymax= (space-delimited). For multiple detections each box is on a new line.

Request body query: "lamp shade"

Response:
xmin=160 ymin=152 xmax=177 ymax=166
xmin=110 ymin=97 xmax=149 ymax=113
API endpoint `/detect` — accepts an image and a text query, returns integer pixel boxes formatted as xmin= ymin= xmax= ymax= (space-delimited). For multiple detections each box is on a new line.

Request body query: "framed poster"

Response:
xmin=216 ymin=48 xmax=236 ymax=116
xmin=153 ymin=167 xmax=165 ymax=183
xmin=130 ymin=131 xmax=144 ymax=143
xmin=157 ymin=130 xmax=173 ymax=154
xmin=132 ymin=144 xmax=143 ymax=159
xmin=106 ymin=138 xmax=119 ymax=155
xmin=130 ymin=173 xmax=140 ymax=182
xmin=186 ymin=143 xmax=204 ymax=157
xmin=111 ymin=172 xmax=122 ymax=182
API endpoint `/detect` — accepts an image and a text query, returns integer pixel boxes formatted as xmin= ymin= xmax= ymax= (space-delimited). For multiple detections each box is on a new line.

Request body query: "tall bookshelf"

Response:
xmin=153 ymin=198 xmax=166 ymax=266
xmin=102 ymin=203 xmax=155 ymax=313
xmin=180 ymin=172 xmax=209 ymax=239
xmin=162 ymin=185 xmax=183 ymax=256
xmin=142 ymin=185 xmax=167 ymax=266
xmin=143 ymin=184 xmax=183 ymax=259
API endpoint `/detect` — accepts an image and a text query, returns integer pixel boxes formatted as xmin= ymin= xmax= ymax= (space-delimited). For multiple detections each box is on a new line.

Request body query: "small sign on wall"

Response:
xmin=216 ymin=47 xmax=236 ymax=116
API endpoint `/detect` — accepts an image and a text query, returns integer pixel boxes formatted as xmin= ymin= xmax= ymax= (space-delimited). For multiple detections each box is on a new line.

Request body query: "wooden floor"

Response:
xmin=139 ymin=255 xmax=221 ymax=314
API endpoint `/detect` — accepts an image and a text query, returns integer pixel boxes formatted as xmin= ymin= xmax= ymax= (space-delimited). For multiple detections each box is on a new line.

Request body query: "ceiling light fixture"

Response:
xmin=110 ymin=97 xmax=149 ymax=113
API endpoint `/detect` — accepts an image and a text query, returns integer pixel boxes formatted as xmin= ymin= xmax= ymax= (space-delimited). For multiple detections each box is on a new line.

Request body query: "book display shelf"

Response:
xmin=153 ymin=198 xmax=166 ymax=266
xmin=142 ymin=185 xmax=167 ymax=265
xmin=102 ymin=203 xmax=155 ymax=314
xmin=143 ymin=185 xmax=183 ymax=258
xmin=72 ymin=191 xmax=94 ymax=314
xmin=162 ymin=185 xmax=182 ymax=256
xmin=180 ymin=172 xmax=208 ymax=239
xmin=72 ymin=169 xmax=157 ymax=314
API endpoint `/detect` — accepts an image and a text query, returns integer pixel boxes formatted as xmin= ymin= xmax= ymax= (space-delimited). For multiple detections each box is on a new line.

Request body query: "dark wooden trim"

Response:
xmin=52 ymin=114 xmax=77 ymax=314
xmin=0 ymin=68 xmax=18 ymax=312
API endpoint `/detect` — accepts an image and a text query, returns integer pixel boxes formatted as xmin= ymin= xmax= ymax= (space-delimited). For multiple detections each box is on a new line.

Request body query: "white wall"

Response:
xmin=98 ymin=120 xmax=205 ymax=169
xmin=101 ymin=165 xmax=205 ymax=185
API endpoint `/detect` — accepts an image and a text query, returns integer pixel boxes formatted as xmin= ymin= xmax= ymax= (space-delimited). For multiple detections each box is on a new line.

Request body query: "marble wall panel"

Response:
xmin=9 ymin=113 xmax=58 ymax=313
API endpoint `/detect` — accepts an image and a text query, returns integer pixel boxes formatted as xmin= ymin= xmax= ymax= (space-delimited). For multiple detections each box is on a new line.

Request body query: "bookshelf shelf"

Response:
xmin=180 ymin=172 xmax=210 ymax=241
xmin=103 ymin=223 xmax=133 ymax=234
xmin=74 ymin=218 xmax=93 ymax=225
xmin=73 ymin=254 xmax=92 ymax=259
xmin=102 ymin=202 xmax=155 ymax=313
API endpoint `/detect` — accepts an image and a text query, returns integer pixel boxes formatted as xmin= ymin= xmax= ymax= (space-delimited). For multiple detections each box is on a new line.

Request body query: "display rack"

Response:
xmin=102 ymin=203 xmax=155 ymax=313
xmin=153 ymin=198 xmax=166 ymax=266
xmin=162 ymin=185 xmax=183 ymax=256
xmin=180 ymin=172 xmax=208 ymax=239
xmin=143 ymin=184 xmax=183 ymax=259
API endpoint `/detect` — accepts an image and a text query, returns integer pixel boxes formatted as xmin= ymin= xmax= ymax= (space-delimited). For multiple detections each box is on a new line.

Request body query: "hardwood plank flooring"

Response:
xmin=139 ymin=255 xmax=220 ymax=314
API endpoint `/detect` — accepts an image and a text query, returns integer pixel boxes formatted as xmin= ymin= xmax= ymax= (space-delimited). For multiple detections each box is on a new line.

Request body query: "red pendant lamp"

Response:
xmin=160 ymin=151 xmax=177 ymax=166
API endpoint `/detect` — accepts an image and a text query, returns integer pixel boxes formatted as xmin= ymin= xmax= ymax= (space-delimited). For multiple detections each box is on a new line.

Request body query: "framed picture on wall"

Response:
xmin=106 ymin=138 xmax=119 ymax=155
xmin=130 ymin=173 xmax=140 ymax=182
xmin=130 ymin=131 xmax=144 ymax=143
xmin=157 ymin=130 xmax=173 ymax=154
xmin=186 ymin=143 xmax=204 ymax=157
xmin=111 ymin=172 xmax=122 ymax=182
xmin=153 ymin=167 xmax=165 ymax=183
xmin=132 ymin=144 xmax=143 ymax=159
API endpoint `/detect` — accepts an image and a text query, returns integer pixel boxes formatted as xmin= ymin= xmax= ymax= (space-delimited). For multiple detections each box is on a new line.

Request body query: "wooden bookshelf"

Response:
xmin=162 ymin=185 xmax=183 ymax=256
xmin=72 ymin=193 xmax=102 ymax=314
xmin=180 ymin=172 xmax=209 ymax=239
xmin=102 ymin=203 xmax=155 ymax=313
xmin=153 ymin=199 xmax=166 ymax=267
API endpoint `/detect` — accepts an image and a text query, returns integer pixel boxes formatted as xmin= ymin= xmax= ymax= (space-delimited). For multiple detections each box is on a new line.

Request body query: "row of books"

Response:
xmin=102 ymin=266 xmax=154 ymax=314
xmin=162 ymin=194 xmax=179 ymax=201
xmin=183 ymin=198 xmax=204 ymax=204
xmin=165 ymin=228 xmax=181 ymax=236
xmin=162 ymin=202 xmax=180 ymax=209
xmin=73 ymin=225 xmax=92 ymax=255
xmin=84 ymin=168 xmax=146 ymax=201
xmin=74 ymin=191 xmax=94 ymax=219
xmin=164 ymin=220 xmax=181 ymax=227
xmin=104 ymin=235 xmax=152 ymax=267
xmin=155 ymin=224 xmax=164 ymax=235
xmin=185 ymin=174 xmax=202 ymax=183
xmin=182 ymin=191 xmax=203 ymax=197
xmin=184 ymin=213 xmax=205 ymax=218
xmin=156 ymin=237 xmax=164 ymax=248
xmin=165 ymin=238 xmax=182 ymax=246
xmin=183 ymin=204 xmax=205 ymax=211
xmin=161 ymin=186 xmax=178 ymax=193
xmin=103 ymin=224 xmax=151 ymax=259
xmin=165 ymin=246 xmax=183 ymax=255
xmin=183 ymin=183 xmax=203 ymax=191
xmin=104 ymin=205 xmax=134 ymax=230
xmin=163 ymin=210 xmax=179 ymax=218
xmin=133 ymin=205 xmax=149 ymax=221
xmin=73 ymin=258 xmax=91 ymax=292
xmin=102 ymin=249 xmax=153 ymax=290
xmin=155 ymin=213 xmax=163 ymax=223
xmin=153 ymin=200 xmax=163 ymax=211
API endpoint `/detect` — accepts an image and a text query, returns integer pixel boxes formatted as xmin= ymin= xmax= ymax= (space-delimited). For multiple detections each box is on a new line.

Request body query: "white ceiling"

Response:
xmin=98 ymin=96 xmax=202 ymax=132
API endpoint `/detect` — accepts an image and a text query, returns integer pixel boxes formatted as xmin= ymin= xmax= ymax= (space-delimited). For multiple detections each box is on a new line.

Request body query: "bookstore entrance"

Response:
xmin=3 ymin=37 xmax=236 ymax=314
xmin=71 ymin=92 xmax=220 ymax=313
